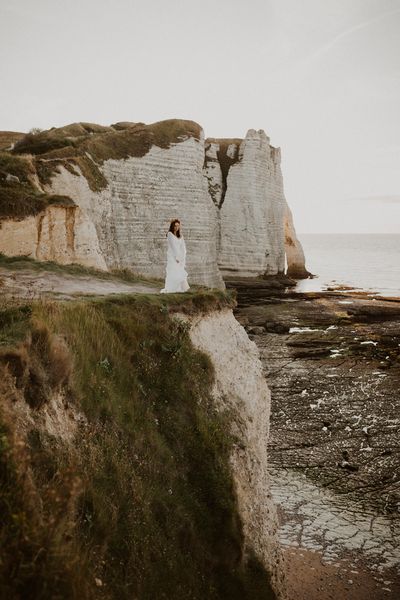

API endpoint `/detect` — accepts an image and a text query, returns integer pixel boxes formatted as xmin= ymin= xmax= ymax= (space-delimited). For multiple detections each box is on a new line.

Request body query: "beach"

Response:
xmin=226 ymin=273 xmax=400 ymax=599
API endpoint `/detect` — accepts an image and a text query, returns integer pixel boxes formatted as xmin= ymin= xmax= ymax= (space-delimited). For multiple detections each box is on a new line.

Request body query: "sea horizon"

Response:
xmin=298 ymin=232 xmax=400 ymax=235
xmin=295 ymin=232 xmax=400 ymax=298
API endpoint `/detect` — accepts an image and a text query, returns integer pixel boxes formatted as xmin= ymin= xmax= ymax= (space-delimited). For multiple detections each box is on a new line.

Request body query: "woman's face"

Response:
xmin=174 ymin=221 xmax=180 ymax=233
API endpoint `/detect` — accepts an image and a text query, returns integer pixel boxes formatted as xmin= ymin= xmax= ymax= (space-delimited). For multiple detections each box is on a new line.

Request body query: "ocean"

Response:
xmin=295 ymin=234 xmax=400 ymax=298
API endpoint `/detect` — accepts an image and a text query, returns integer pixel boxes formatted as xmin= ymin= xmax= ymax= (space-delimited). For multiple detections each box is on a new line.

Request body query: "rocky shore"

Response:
xmin=225 ymin=277 xmax=400 ymax=599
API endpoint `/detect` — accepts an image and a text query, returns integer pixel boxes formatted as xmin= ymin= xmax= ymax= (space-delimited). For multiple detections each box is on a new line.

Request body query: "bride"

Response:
xmin=160 ymin=218 xmax=190 ymax=293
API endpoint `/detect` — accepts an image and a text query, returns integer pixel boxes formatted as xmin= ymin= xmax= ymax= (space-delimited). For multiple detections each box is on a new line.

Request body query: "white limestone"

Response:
xmin=48 ymin=135 xmax=224 ymax=289
xmin=0 ymin=205 xmax=106 ymax=269
xmin=179 ymin=308 xmax=288 ymax=599
xmin=284 ymin=202 xmax=309 ymax=278
xmin=0 ymin=121 xmax=308 ymax=285
xmin=204 ymin=129 xmax=305 ymax=277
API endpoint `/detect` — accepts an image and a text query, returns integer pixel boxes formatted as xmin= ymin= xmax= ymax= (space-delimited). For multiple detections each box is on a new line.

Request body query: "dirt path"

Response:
xmin=0 ymin=267 xmax=161 ymax=299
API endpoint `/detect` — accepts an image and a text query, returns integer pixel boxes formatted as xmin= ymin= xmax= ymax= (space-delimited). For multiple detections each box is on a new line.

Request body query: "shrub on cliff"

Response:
xmin=0 ymin=152 xmax=76 ymax=218
xmin=0 ymin=185 xmax=75 ymax=219
xmin=0 ymin=131 xmax=25 ymax=151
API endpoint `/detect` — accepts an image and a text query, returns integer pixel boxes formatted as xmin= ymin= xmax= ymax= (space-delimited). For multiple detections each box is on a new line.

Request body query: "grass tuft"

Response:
xmin=0 ymin=131 xmax=25 ymax=151
xmin=0 ymin=153 xmax=75 ymax=219
xmin=0 ymin=252 xmax=163 ymax=287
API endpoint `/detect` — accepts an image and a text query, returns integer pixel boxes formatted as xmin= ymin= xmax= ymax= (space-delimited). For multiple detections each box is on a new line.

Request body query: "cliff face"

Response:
xmin=178 ymin=308 xmax=287 ymax=598
xmin=204 ymin=131 xmax=287 ymax=277
xmin=0 ymin=204 xmax=106 ymax=269
xmin=284 ymin=203 xmax=309 ymax=278
xmin=0 ymin=119 xmax=308 ymax=285
xmin=47 ymin=136 xmax=224 ymax=288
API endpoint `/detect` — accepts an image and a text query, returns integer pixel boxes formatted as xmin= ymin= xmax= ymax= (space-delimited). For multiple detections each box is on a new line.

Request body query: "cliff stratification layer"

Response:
xmin=0 ymin=119 xmax=308 ymax=285
xmin=178 ymin=308 xmax=287 ymax=597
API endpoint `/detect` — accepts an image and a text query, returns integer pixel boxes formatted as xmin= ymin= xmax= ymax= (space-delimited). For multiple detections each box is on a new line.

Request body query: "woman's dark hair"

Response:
xmin=167 ymin=219 xmax=181 ymax=237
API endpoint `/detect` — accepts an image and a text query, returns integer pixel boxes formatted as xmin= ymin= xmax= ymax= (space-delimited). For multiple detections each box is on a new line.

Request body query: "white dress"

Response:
xmin=160 ymin=231 xmax=190 ymax=293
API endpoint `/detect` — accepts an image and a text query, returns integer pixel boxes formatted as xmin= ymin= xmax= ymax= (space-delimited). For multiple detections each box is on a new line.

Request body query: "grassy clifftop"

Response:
xmin=0 ymin=291 xmax=276 ymax=600
xmin=0 ymin=119 xmax=203 ymax=219
xmin=12 ymin=120 xmax=202 ymax=160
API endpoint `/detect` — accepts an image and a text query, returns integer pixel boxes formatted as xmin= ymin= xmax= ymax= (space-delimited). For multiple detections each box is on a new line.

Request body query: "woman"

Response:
xmin=160 ymin=219 xmax=190 ymax=293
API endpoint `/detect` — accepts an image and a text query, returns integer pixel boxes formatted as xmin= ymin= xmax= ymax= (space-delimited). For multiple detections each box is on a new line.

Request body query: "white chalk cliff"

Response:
xmin=0 ymin=120 xmax=308 ymax=285
xmin=204 ymin=130 xmax=306 ymax=277
xmin=178 ymin=308 xmax=288 ymax=599
xmin=45 ymin=137 xmax=224 ymax=288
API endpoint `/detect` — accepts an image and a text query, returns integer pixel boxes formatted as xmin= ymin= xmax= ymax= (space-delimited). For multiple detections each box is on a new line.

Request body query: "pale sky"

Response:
xmin=1 ymin=0 xmax=399 ymax=233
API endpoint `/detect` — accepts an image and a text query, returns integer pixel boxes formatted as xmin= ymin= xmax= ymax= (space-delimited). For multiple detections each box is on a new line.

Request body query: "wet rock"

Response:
xmin=228 ymin=280 xmax=400 ymax=517
xmin=246 ymin=325 xmax=266 ymax=334
xmin=265 ymin=322 xmax=291 ymax=334
xmin=290 ymin=347 xmax=332 ymax=359
xmin=338 ymin=460 xmax=359 ymax=472
xmin=269 ymin=468 xmax=400 ymax=580
xmin=229 ymin=284 xmax=400 ymax=590
xmin=347 ymin=303 xmax=400 ymax=323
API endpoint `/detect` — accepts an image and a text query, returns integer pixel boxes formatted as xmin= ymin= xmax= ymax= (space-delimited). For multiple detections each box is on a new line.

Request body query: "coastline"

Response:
xmin=296 ymin=233 xmax=400 ymax=299
xmin=226 ymin=277 xmax=400 ymax=599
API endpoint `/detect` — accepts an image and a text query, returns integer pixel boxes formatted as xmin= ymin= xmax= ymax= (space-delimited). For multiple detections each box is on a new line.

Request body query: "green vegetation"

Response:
xmin=0 ymin=152 xmax=35 ymax=182
xmin=0 ymin=293 xmax=274 ymax=599
xmin=0 ymin=119 xmax=203 ymax=199
xmin=83 ymin=119 xmax=202 ymax=164
xmin=13 ymin=120 xmax=201 ymax=160
xmin=11 ymin=122 xmax=113 ymax=156
xmin=0 ymin=187 xmax=75 ymax=219
xmin=0 ymin=131 xmax=25 ymax=151
xmin=6 ymin=119 xmax=203 ymax=192
xmin=0 ymin=302 xmax=32 ymax=346
xmin=0 ymin=151 xmax=75 ymax=219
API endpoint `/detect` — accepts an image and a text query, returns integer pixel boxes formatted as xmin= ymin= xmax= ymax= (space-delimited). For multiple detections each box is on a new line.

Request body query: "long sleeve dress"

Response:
xmin=160 ymin=231 xmax=190 ymax=293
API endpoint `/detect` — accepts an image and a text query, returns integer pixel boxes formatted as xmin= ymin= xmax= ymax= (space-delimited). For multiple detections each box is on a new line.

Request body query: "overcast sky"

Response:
xmin=1 ymin=0 xmax=399 ymax=233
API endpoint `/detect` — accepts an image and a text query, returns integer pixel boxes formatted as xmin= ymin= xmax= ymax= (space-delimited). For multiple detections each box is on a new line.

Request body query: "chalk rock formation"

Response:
xmin=0 ymin=298 xmax=288 ymax=597
xmin=0 ymin=119 xmax=308 ymax=286
xmin=204 ymin=129 xmax=304 ymax=278
xmin=284 ymin=203 xmax=310 ymax=278
xmin=0 ymin=205 xmax=106 ymax=269
xmin=178 ymin=307 xmax=288 ymax=599
xmin=47 ymin=136 xmax=223 ymax=289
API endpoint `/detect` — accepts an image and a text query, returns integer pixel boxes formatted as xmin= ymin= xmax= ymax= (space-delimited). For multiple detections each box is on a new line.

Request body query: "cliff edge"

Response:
xmin=0 ymin=286 xmax=287 ymax=599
